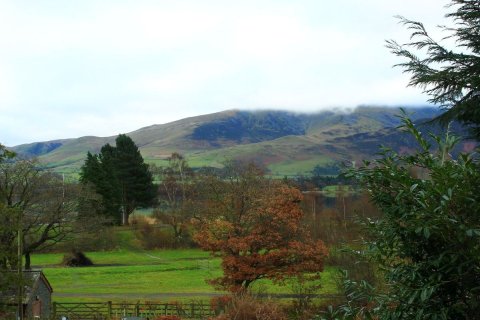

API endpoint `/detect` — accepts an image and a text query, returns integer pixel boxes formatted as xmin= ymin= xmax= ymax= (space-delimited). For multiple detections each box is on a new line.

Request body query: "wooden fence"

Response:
xmin=52 ymin=301 xmax=216 ymax=320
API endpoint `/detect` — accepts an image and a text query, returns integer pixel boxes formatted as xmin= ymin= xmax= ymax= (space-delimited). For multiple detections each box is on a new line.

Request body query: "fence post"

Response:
xmin=135 ymin=302 xmax=139 ymax=317
xmin=107 ymin=301 xmax=112 ymax=320
xmin=52 ymin=302 xmax=56 ymax=320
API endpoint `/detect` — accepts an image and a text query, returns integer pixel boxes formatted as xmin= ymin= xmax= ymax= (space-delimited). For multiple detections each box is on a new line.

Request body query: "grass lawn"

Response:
xmin=32 ymin=249 xmax=338 ymax=303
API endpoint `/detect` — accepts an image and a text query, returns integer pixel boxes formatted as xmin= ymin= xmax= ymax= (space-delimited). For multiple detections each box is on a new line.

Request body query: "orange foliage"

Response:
xmin=210 ymin=295 xmax=233 ymax=314
xmin=194 ymin=164 xmax=328 ymax=292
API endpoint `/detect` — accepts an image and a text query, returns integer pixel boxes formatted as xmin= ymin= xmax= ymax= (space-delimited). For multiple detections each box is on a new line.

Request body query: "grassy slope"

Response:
xmin=35 ymin=250 xmax=221 ymax=299
xmin=32 ymin=249 xmax=337 ymax=303
xmin=12 ymin=107 xmax=440 ymax=178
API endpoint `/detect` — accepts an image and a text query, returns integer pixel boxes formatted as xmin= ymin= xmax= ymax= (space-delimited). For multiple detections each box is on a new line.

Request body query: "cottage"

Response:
xmin=1 ymin=270 xmax=53 ymax=319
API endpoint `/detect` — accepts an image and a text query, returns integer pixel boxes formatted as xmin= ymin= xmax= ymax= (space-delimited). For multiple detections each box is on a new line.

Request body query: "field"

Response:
xmin=32 ymin=248 xmax=338 ymax=303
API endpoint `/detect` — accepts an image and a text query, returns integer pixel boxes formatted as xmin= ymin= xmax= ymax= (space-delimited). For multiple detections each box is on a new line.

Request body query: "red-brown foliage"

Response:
xmin=209 ymin=294 xmax=287 ymax=320
xmin=194 ymin=163 xmax=328 ymax=292
xmin=210 ymin=295 xmax=233 ymax=314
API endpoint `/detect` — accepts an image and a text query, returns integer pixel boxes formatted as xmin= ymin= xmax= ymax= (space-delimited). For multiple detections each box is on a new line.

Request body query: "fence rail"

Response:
xmin=52 ymin=301 xmax=216 ymax=320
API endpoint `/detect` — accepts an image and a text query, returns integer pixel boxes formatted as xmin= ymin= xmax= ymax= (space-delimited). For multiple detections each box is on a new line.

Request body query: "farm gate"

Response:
xmin=52 ymin=301 xmax=215 ymax=320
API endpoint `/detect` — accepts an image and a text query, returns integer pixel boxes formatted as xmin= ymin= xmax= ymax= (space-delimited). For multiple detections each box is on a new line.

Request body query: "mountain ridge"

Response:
xmin=11 ymin=106 xmax=455 ymax=177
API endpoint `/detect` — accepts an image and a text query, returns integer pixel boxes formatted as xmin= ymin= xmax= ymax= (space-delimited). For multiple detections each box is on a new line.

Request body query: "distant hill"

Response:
xmin=12 ymin=106 xmax=467 ymax=178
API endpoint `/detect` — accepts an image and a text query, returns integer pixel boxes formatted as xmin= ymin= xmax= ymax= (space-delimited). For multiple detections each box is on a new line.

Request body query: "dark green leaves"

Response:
xmin=347 ymin=114 xmax=480 ymax=319
xmin=388 ymin=1 xmax=480 ymax=139
xmin=80 ymin=134 xmax=156 ymax=225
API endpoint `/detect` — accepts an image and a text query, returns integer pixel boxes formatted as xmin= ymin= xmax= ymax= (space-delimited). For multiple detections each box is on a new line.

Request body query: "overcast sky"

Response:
xmin=1 ymin=0 xmax=452 ymax=146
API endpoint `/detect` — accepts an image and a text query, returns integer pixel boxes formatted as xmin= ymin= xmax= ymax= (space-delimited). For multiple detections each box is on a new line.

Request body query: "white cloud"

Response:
xmin=130 ymin=60 xmax=233 ymax=94
xmin=0 ymin=0 xmax=454 ymax=145
xmin=0 ymin=64 xmax=17 ymax=107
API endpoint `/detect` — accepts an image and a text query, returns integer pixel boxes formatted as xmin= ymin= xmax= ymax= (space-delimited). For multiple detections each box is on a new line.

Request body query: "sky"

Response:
xmin=0 ymin=0 xmax=452 ymax=146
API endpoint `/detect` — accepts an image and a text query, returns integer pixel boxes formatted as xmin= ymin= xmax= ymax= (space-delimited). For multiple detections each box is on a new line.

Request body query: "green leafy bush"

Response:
xmin=339 ymin=115 xmax=480 ymax=319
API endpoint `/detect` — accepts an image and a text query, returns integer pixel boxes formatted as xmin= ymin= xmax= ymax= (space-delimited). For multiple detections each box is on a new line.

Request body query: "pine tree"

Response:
xmin=387 ymin=0 xmax=480 ymax=138
xmin=80 ymin=135 xmax=156 ymax=225
xmin=80 ymin=151 xmax=121 ymax=223
xmin=114 ymin=134 xmax=156 ymax=225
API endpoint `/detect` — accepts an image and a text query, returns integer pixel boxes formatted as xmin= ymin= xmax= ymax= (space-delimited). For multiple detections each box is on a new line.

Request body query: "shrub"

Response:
xmin=340 ymin=115 xmax=480 ymax=319
xmin=61 ymin=249 xmax=93 ymax=267
xmin=210 ymin=294 xmax=287 ymax=320
xmin=288 ymin=279 xmax=322 ymax=320
xmin=133 ymin=216 xmax=176 ymax=249
xmin=210 ymin=295 xmax=232 ymax=315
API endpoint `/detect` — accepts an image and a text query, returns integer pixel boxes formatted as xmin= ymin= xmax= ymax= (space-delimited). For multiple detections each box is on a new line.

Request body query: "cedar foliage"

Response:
xmin=387 ymin=0 xmax=480 ymax=138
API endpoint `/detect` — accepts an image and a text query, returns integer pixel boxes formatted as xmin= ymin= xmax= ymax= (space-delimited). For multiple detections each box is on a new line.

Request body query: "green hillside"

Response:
xmin=11 ymin=106 xmax=444 ymax=178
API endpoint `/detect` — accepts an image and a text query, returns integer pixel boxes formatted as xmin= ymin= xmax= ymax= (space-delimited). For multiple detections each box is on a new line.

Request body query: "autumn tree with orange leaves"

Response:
xmin=194 ymin=162 xmax=328 ymax=292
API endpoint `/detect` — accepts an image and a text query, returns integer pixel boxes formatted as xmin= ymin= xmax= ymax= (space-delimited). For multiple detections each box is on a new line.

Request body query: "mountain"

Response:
xmin=12 ymin=106 xmax=461 ymax=178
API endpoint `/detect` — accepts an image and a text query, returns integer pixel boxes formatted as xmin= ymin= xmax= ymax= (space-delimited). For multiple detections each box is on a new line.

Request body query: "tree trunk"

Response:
xmin=173 ymin=225 xmax=183 ymax=248
xmin=24 ymin=251 xmax=31 ymax=270
xmin=121 ymin=205 xmax=130 ymax=226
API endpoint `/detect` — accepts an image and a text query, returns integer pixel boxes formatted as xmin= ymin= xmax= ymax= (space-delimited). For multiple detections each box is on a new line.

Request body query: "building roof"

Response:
xmin=25 ymin=270 xmax=53 ymax=302
xmin=0 ymin=270 xmax=53 ymax=304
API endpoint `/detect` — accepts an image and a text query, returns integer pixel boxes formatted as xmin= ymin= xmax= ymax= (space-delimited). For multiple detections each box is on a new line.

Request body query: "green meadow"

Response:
xmin=31 ymin=248 xmax=338 ymax=303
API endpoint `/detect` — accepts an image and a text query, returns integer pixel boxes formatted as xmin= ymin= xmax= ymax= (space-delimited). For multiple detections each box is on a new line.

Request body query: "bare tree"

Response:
xmin=153 ymin=153 xmax=196 ymax=246
xmin=0 ymin=158 xmax=101 ymax=269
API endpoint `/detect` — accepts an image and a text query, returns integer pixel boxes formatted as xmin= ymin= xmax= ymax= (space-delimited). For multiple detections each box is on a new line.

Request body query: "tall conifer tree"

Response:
xmin=80 ymin=135 xmax=156 ymax=225
xmin=387 ymin=0 xmax=480 ymax=138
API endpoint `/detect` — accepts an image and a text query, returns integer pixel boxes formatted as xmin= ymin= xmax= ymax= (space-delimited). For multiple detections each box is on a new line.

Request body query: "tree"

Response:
xmin=0 ymin=205 xmax=19 ymax=270
xmin=114 ymin=134 xmax=156 ymax=225
xmin=0 ymin=144 xmax=18 ymax=298
xmin=0 ymin=144 xmax=19 ymax=293
xmin=194 ymin=162 xmax=328 ymax=292
xmin=345 ymin=115 xmax=480 ymax=319
xmin=79 ymin=151 xmax=120 ymax=223
xmin=0 ymin=158 xmax=99 ymax=269
xmin=0 ymin=143 xmax=15 ymax=161
xmin=0 ymin=204 xmax=20 ymax=316
xmin=153 ymin=153 xmax=196 ymax=246
xmin=80 ymin=134 xmax=156 ymax=225
xmin=21 ymin=171 xmax=77 ymax=269
xmin=387 ymin=0 xmax=480 ymax=138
